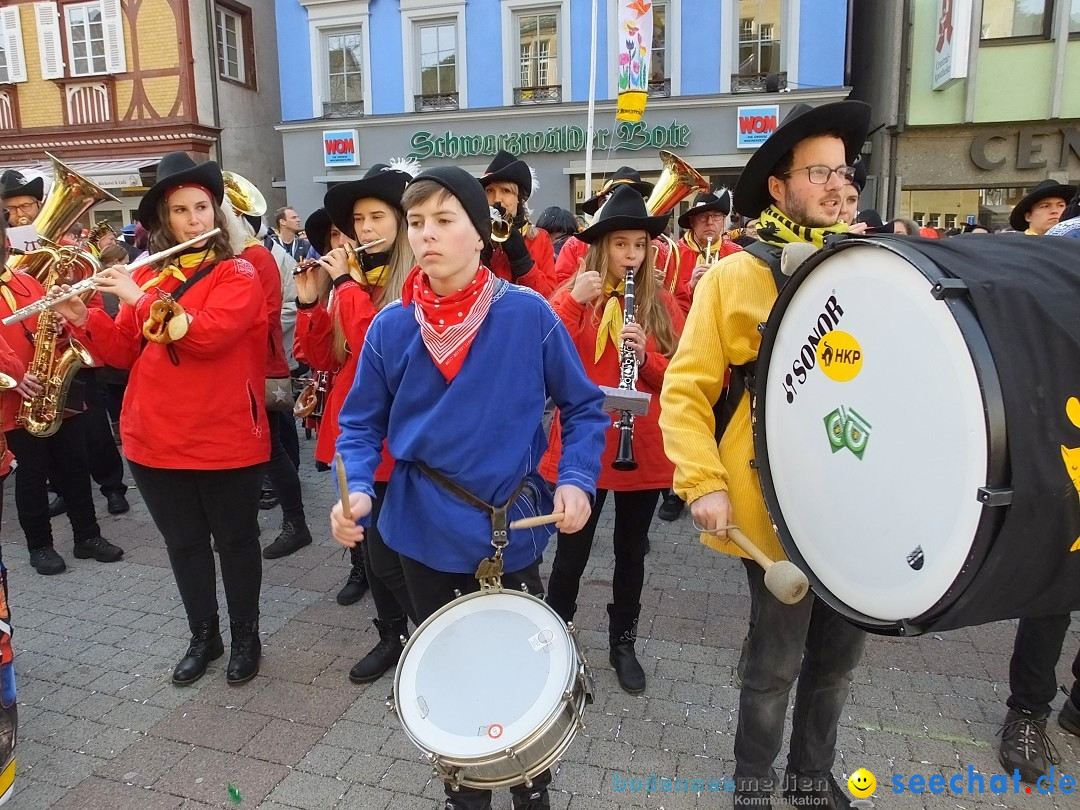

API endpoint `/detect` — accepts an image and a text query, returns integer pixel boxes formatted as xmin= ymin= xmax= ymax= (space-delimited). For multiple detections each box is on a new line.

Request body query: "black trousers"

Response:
xmin=276 ymin=411 xmax=300 ymax=470
xmin=399 ymin=553 xmax=549 ymax=808
xmin=264 ymin=409 xmax=305 ymax=527
xmin=6 ymin=415 xmax=100 ymax=550
xmin=128 ymin=461 xmax=264 ymax=625
xmin=362 ymin=481 xmax=416 ymax=625
xmin=546 ymin=488 xmax=662 ymax=625
xmin=1007 ymin=614 xmax=1080 ymax=717
xmin=80 ymin=370 xmax=127 ymax=496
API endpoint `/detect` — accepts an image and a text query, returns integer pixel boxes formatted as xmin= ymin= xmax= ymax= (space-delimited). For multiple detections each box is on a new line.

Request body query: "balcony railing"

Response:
xmin=414 ymin=93 xmax=459 ymax=112
xmin=730 ymin=71 xmax=787 ymax=94
xmin=514 ymin=85 xmax=561 ymax=105
xmin=647 ymin=78 xmax=671 ymax=97
xmin=322 ymin=100 xmax=364 ymax=118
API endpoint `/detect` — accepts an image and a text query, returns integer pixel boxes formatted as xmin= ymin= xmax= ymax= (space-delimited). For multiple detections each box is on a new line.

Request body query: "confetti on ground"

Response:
xmin=227 ymin=783 xmax=243 ymax=804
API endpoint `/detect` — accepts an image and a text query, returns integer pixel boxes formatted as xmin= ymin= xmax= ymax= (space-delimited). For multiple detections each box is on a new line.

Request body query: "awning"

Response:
xmin=5 ymin=155 xmax=161 ymax=192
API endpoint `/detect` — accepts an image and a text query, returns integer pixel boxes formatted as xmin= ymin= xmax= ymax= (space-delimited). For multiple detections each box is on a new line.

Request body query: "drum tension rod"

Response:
xmin=977 ymin=487 xmax=1013 ymax=507
xmin=931 ymin=278 xmax=968 ymax=300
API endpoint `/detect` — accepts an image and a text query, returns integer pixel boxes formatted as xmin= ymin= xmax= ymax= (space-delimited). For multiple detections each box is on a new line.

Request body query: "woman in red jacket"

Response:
xmin=540 ymin=185 xmax=685 ymax=695
xmin=294 ymin=163 xmax=417 ymax=684
xmin=54 ymin=152 xmax=270 ymax=686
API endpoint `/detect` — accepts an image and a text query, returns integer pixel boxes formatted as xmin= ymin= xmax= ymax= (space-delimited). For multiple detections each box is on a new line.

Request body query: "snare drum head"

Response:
xmin=395 ymin=591 xmax=575 ymax=759
xmin=757 ymin=241 xmax=993 ymax=626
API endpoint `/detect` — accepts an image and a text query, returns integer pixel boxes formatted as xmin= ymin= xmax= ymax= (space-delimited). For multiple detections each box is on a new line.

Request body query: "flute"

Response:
xmin=2 ymin=228 xmax=223 ymax=326
xmin=292 ymin=238 xmax=387 ymax=275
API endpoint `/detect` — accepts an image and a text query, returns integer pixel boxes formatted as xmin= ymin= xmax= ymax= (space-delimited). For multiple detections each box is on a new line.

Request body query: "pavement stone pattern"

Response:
xmin=1 ymin=433 xmax=1078 ymax=809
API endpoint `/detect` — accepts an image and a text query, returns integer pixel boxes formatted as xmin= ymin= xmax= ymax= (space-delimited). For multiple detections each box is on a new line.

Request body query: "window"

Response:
xmin=1071 ymin=0 xmax=1080 ymax=34
xmin=649 ymin=2 xmax=669 ymax=96
xmin=417 ymin=21 xmax=456 ymax=104
xmin=65 ymin=2 xmax=107 ymax=76
xmin=216 ymin=6 xmax=243 ymax=82
xmin=737 ymin=0 xmax=783 ymax=75
xmin=326 ymin=29 xmax=364 ymax=114
xmin=980 ymin=0 xmax=1052 ymax=39
xmin=516 ymin=10 xmax=558 ymax=92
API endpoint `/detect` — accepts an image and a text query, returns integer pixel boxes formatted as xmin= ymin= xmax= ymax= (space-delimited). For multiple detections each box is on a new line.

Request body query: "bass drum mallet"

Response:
xmin=695 ymin=521 xmax=809 ymax=604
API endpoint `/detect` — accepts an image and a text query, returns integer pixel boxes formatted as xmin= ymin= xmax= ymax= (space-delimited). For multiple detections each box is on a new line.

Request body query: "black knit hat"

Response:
xmin=324 ymin=163 xmax=412 ymax=239
xmin=0 ymin=170 xmax=44 ymax=201
xmin=479 ymin=150 xmax=533 ymax=200
xmin=577 ymin=184 xmax=669 ymax=244
xmin=408 ymin=166 xmax=491 ymax=244
xmin=677 ymin=190 xmax=732 ymax=229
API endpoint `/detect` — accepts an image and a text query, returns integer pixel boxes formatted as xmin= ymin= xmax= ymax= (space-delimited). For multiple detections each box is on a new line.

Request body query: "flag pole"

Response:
xmin=584 ymin=0 xmax=598 ymax=211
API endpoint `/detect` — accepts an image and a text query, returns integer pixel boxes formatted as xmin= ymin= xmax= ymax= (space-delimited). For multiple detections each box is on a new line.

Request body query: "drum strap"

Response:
xmin=743 ymin=241 xmax=786 ymax=290
xmin=414 ymin=462 xmax=529 ymax=551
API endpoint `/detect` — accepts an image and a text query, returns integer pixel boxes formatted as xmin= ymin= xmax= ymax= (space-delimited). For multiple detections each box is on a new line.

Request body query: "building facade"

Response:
xmin=0 ymin=0 xmax=285 ymax=229
xmin=274 ymin=0 xmax=853 ymax=224
xmin=854 ymin=0 xmax=1080 ymax=230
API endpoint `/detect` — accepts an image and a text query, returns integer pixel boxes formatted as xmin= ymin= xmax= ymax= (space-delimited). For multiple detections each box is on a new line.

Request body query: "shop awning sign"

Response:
xmin=737 ymin=105 xmax=779 ymax=149
xmin=323 ymin=129 xmax=359 ymax=167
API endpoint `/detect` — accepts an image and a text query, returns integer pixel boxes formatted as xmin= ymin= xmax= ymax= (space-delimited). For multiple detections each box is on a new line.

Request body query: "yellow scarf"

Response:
xmin=140 ymin=250 xmax=216 ymax=290
xmin=350 ymin=263 xmax=389 ymax=287
xmin=1025 ymin=229 xmax=1039 ymax=236
xmin=594 ymin=279 xmax=626 ymax=363
xmin=755 ymin=205 xmax=849 ymax=249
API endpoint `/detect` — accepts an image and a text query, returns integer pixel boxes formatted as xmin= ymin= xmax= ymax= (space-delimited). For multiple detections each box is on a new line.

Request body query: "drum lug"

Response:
xmin=504 ymin=747 xmax=533 ymax=788
xmin=931 ymin=278 xmax=968 ymax=300
xmin=520 ymin=583 xmax=529 ymax=592
xmin=453 ymin=589 xmax=462 ymax=598
xmin=977 ymin=486 xmax=1013 ymax=507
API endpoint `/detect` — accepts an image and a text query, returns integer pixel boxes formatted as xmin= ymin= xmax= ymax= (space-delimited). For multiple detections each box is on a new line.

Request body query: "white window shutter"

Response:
xmin=99 ymin=0 xmax=125 ymax=74
xmin=0 ymin=8 xmax=27 ymax=83
xmin=33 ymin=2 xmax=63 ymax=80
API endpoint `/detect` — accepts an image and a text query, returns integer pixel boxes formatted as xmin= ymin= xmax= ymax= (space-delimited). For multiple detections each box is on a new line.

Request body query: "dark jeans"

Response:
xmin=398 ymin=553 xmax=550 ymax=809
xmin=362 ymin=481 xmax=416 ymax=625
xmin=265 ymin=409 xmax=305 ymax=527
xmin=1007 ymin=614 xmax=1079 ymax=717
xmin=129 ymin=461 xmax=264 ymax=625
xmin=81 ymin=371 xmax=127 ymax=496
xmin=6 ymin=416 xmax=101 ymax=550
xmin=734 ymin=559 xmax=866 ymax=790
xmin=275 ymin=411 xmax=300 ymax=470
xmin=546 ymin=488 xmax=662 ymax=624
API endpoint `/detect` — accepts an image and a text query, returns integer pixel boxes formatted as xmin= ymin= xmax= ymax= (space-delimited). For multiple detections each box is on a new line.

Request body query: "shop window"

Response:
xmin=515 ymin=9 xmax=560 ymax=104
xmin=980 ymin=0 xmax=1053 ymax=40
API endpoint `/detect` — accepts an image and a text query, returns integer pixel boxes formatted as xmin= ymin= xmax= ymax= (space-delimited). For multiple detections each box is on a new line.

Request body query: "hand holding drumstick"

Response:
xmin=330 ymin=453 xmax=372 ymax=549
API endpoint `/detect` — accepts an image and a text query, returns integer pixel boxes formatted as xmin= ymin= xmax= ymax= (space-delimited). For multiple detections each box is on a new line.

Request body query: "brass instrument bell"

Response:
xmin=222 ymin=171 xmax=267 ymax=218
xmin=644 ymin=150 xmax=709 ymax=217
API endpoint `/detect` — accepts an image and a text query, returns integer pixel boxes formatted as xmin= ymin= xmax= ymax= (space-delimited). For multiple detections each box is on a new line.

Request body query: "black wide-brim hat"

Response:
xmin=854 ymin=208 xmax=895 ymax=234
xmin=305 ymin=208 xmax=332 ymax=255
xmin=733 ymin=100 xmax=872 ymax=219
xmin=0 ymin=169 xmax=44 ymax=201
xmin=577 ymin=184 xmax=669 ymax=244
xmin=136 ymin=152 xmax=224 ymax=228
xmin=1009 ymin=179 xmax=1077 ymax=231
xmin=478 ymin=149 xmax=532 ymax=200
xmin=581 ymin=166 xmax=654 ymax=215
xmin=677 ymin=190 xmax=732 ymax=229
xmin=324 ymin=164 xmax=411 ymax=239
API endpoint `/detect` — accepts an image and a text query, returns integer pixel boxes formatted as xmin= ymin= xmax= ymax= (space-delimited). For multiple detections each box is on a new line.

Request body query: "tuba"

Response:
xmin=643 ymin=150 xmax=709 ymax=217
xmin=222 ymin=171 xmax=267 ymax=219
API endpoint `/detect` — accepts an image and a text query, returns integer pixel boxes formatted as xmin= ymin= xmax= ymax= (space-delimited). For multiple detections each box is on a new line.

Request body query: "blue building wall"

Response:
xmin=370 ymin=0 xmax=404 ymax=114
xmin=797 ymin=0 xmax=848 ymax=91
xmin=465 ymin=0 xmax=503 ymax=109
xmin=277 ymin=0 xmax=312 ymax=121
xmin=681 ymin=5 xmax=722 ymax=96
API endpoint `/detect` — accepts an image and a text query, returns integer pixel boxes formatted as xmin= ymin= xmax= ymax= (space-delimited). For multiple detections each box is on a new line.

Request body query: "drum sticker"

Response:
xmin=816 ymin=330 xmax=863 ymax=383
xmin=1062 ymin=396 xmax=1080 ymax=552
xmin=483 ymin=724 xmax=503 ymax=739
xmin=906 ymin=545 xmax=925 ymax=571
xmin=781 ymin=295 xmax=845 ymax=403
xmin=528 ymin=628 xmax=554 ymax=653
xmin=823 ymin=406 xmax=872 ymax=459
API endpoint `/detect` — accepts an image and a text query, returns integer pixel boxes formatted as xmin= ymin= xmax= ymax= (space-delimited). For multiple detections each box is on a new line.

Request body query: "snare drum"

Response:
xmin=753 ymin=235 xmax=1080 ymax=635
xmin=392 ymin=588 xmax=588 ymax=790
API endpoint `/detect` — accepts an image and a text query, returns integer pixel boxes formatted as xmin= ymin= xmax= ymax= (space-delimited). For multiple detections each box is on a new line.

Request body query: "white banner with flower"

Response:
xmin=616 ymin=0 xmax=653 ymax=122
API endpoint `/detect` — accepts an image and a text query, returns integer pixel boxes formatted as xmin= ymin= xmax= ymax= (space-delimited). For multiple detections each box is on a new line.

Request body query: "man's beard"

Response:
xmin=782 ymin=193 xmax=841 ymax=229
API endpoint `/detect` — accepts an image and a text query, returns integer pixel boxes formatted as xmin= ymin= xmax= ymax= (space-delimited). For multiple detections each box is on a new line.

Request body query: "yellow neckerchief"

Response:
xmin=594 ymin=278 xmax=627 ymax=363
xmin=755 ymin=205 xmax=848 ymax=249
xmin=140 ymin=249 xmax=216 ymax=290
xmin=351 ymin=263 xmax=389 ymax=287
xmin=1025 ymin=229 xmax=1039 ymax=236
xmin=0 ymin=268 xmax=15 ymax=311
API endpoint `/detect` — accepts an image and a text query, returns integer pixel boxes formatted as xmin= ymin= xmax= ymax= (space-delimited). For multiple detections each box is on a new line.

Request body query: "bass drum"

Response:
xmin=753 ymin=236 xmax=1008 ymax=635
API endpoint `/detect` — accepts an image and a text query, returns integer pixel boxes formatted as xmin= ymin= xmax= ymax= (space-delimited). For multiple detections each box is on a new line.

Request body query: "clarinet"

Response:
xmin=612 ymin=269 xmax=639 ymax=471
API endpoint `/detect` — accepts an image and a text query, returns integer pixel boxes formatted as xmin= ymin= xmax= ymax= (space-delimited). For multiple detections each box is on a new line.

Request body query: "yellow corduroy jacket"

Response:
xmin=658 ymin=249 xmax=785 ymax=563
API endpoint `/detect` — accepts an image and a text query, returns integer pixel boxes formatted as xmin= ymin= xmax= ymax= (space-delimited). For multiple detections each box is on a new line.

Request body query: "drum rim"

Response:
xmin=752 ymin=236 xmax=1008 ymax=634
xmin=392 ymin=587 xmax=578 ymax=759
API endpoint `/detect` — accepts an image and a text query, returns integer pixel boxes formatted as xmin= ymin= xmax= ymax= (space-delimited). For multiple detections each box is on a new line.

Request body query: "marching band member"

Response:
xmin=478 ymin=150 xmax=556 ymax=297
xmin=0 ymin=214 xmax=27 ymax=531
xmin=1009 ymin=179 xmax=1075 ymax=236
xmin=677 ymin=189 xmax=741 ymax=299
xmin=660 ymin=101 xmax=871 ymax=810
xmin=53 ymin=152 xmax=270 ymax=686
xmin=296 ymin=163 xmax=418 ymax=683
xmin=541 ymin=185 xmax=684 ymax=695
xmin=332 ymin=166 xmax=607 ymax=810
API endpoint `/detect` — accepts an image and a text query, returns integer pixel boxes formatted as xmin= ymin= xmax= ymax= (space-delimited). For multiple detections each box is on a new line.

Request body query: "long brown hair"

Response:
xmin=148 ymin=194 xmax=235 ymax=265
xmin=561 ymin=232 xmax=678 ymax=358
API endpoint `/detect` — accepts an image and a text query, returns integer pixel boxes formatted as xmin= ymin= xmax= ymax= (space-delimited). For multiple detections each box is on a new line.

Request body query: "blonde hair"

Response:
xmin=562 ymin=232 xmax=678 ymax=358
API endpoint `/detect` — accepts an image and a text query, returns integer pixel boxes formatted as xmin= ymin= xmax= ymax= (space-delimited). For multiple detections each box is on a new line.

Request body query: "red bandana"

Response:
xmin=402 ymin=264 xmax=496 ymax=382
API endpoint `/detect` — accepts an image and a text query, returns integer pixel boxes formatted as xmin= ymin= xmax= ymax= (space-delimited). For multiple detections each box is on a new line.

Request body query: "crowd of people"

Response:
xmin=0 ymin=98 xmax=1077 ymax=810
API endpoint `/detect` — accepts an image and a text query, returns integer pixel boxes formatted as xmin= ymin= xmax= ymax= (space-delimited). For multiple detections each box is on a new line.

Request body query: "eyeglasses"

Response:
xmin=4 ymin=201 xmax=40 ymax=215
xmin=781 ymin=165 xmax=858 ymax=185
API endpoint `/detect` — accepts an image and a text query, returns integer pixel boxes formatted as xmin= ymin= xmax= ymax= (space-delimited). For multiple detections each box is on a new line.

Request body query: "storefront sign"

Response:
xmin=323 ymin=129 xmax=359 ymax=167
xmin=970 ymin=126 xmax=1080 ymax=171
xmin=737 ymin=105 xmax=779 ymax=149
xmin=932 ymin=0 xmax=972 ymax=91
xmin=406 ymin=119 xmax=691 ymax=161
xmin=94 ymin=172 xmax=143 ymax=189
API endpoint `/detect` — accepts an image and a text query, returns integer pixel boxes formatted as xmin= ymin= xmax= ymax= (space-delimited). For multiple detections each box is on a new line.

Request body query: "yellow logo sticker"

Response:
xmin=817 ymin=330 xmax=863 ymax=382
xmin=848 ymin=768 xmax=877 ymax=798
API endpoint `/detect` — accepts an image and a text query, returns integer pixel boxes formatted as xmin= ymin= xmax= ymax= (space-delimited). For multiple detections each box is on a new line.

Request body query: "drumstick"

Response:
xmin=509 ymin=512 xmax=565 ymax=530
xmin=334 ymin=452 xmax=353 ymax=521
xmin=695 ymin=521 xmax=809 ymax=604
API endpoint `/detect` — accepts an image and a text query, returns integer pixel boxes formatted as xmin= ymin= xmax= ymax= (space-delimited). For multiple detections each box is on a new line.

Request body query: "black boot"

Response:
xmin=657 ymin=491 xmax=685 ymax=521
xmin=337 ymin=545 xmax=369 ymax=605
xmin=173 ymin=616 xmax=224 ymax=685
xmin=226 ymin=620 xmax=261 ymax=684
xmin=349 ymin=616 xmax=408 ymax=684
xmin=262 ymin=520 xmax=313 ymax=559
xmin=608 ymin=603 xmax=646 ymax=695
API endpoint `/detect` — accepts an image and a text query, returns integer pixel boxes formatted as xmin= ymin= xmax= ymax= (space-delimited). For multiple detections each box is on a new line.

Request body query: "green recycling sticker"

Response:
xmin=823 ymin=406 xmax=872 ymax=459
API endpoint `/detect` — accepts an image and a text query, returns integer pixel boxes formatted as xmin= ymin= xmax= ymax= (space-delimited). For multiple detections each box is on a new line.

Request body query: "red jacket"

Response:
xmin=72 ymin=257 xmax=270 ymax=470
xmin=539 ymin=286 xmax=685 ymax=491
xmin=293 ymin=278 xmax=393 ymax=478
xmin=241 ymin=243 xmax=290 ymax=379
xmin=0 ymin=273 xmax=44 ymax=437
xmin=554 ymin=235 xmax=680 ymax=298
xmin=674 ymin=235 xmax=741 ymax=312
xmin=488 ymin=227 xmax=556 ymax=298
xmin=0 ymin=318 xmax=28 ymax=476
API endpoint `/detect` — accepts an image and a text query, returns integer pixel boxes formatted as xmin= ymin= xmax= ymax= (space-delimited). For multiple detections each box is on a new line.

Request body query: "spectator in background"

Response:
xmin=962 ymin=223 xmax=989 ymax=234
xmin=1046 ymin=192 xmax=1080 ymax=239
xmin=265 ymin=207 xmax=310 ymax=262
xmin=891 ymin=218 xmax=921 ymax=235
xmin=943 ymin=227 xmax=963 ymax=238
xmin=535 ymin=206 xmax=579 ymax=259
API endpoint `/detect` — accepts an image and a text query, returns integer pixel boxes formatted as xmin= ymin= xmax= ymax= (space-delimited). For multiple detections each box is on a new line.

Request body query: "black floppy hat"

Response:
xmin=1008 ymin=179 xmax=1076 ymax=231
xmin=136 ymin=152 xmax=224 ymax=228
xmin=324 ymin=163 xmax=413 ymax=239
xmin=577 ymin=184 xmax=669 ymax=244
xmin=677 ymin=190 xmax=732 ymax=229
xmin=733 ymin=100 xmax=872 ymax=219
xmin=305 ymin=208 xmax=332 ymax=255
xmin=581 ymin=167 xmax=654 ymax=216
xmin=0 ymin=169 xmax=44 ymax=202
xmin=478 ymin=150 xmax=533 ymax=200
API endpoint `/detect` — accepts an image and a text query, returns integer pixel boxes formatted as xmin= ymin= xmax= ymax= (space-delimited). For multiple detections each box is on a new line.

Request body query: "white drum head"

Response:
xmin=395 ymin=591 xmax=574 ymax=759
xmin=761 ymin=244 xmax=989 ymax=622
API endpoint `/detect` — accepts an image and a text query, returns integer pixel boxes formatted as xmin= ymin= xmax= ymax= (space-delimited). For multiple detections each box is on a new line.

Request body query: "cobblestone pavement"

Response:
xmin=1 ymin=434 xmax=1078 ymax=809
